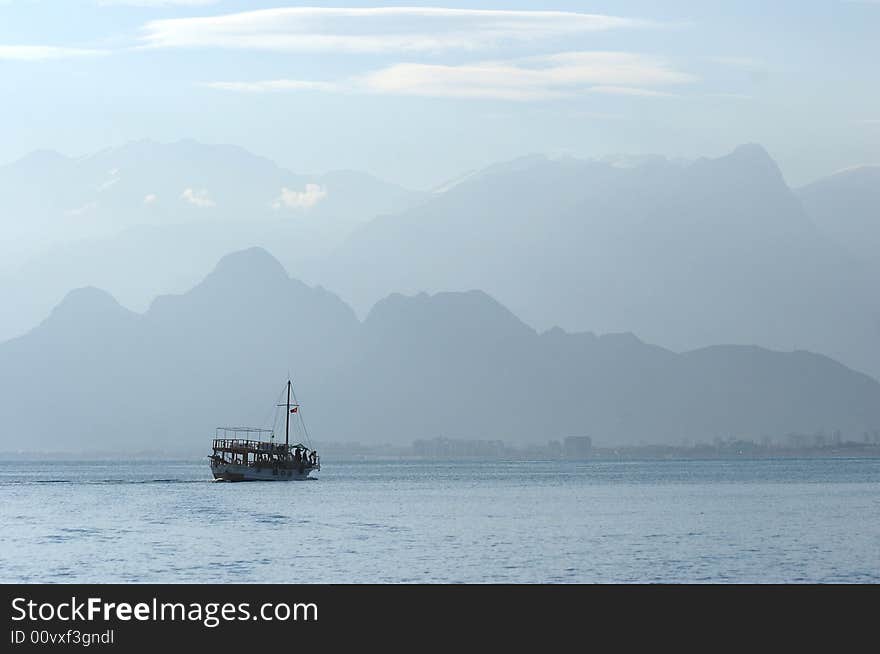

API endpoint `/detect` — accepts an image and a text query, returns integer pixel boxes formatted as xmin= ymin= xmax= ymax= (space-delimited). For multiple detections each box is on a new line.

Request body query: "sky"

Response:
xmin=0 ymin=0 xmax=877 ymax=189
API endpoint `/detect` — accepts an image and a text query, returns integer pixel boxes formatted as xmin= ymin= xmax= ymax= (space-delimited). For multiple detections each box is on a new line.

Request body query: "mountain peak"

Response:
xmin=688 ymin=143 xmax=786 ymax=190
xmin=210 ymin=247 xmax=289 ymax=283
xmin=799 ymin=164 xmax=880 ymax=193
xmin=724 ymin=143 xmax=781 ymax=174
xmin=44 ymin=287 xmax=135 ymax=328
xmin=4 ymin=148 xmax=70 ymax=173
xmin=731 ymin=142 xmax=771 ymax=159
xmin=365 ymin=289 xmax=534 ymax=341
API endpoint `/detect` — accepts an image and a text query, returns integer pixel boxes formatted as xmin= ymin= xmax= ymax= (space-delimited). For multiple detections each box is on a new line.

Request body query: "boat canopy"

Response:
xmin=216 ymin=427 xmax=273 ymax=437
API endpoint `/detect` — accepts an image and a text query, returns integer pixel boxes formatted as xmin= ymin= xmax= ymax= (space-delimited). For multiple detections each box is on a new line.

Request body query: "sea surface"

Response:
xmin=1 ymin=458 xmax=878 ymax=583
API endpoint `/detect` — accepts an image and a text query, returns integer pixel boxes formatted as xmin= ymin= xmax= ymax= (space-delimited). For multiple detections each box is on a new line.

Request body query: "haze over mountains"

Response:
xmin=1 ymin=248 xmax=878 ymax=454
xmin=1 ymin=139 xmax=878 ymax=453
xmin=0 ymin=140 xmax=424 ymax=339
xmin=1 ymin=139 xmax=423 ymax=259
xmin=4 ymin=141 xmax=876 ymax=377
xmin=797 ymin=165 xmax=880 ymax=276
xmin=307 ymin=143 xmax=880 ymax=378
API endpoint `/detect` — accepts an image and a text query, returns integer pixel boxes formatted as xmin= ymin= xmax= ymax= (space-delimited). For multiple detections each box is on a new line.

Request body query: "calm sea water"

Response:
xmin=1 ymin=458 xmax=878 ymax=583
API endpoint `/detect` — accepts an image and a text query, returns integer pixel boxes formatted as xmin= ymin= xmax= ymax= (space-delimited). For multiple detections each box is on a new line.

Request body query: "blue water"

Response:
xmin=1 ymin=459 xmax=878 ymax=583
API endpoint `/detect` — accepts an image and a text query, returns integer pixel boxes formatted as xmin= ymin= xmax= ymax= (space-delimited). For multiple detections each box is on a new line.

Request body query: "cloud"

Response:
xmin=272 ymin=184 xmax=328 ymax=210
xmin=709 ymin=56 xmax=766 ymax=71
xmin=143 ymin=193 xmax=158 ymax=204
xmin=204 ymin=80 xmax=340 ymax=93
xmin=588 ymin=86 xmax=675 ymax=97
xmin=99 ymin=1 xmax=218 ymax=6
xmin=707 ymin=92 xmax=753 ymax=100
xmin=181 ymin=188 xmax=215 ymax=207
xmin=142 ymin=7 xmax=662 ymax=53
xmin=66 ymin=201 xmax=98 ymax=217
xmin=97 ymin=168 xmax=120 ymax=192
xmin=0 ymin=45 xmax=107 ymax=61
xmin=206 ymin=51 xmax=695 ymax=101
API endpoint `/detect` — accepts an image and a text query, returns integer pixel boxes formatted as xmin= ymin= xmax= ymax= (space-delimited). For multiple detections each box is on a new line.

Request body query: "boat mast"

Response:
xmin=285 ymin=379 xmax=291 ymax=447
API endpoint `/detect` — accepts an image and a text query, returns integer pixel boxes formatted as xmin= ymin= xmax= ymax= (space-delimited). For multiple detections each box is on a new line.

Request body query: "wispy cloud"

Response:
xmin=706 ymin=92 xmax=754 ymax=100
xmin=709 ymin=56 xmax=766 ymax=71
xmin=181 ymin=187 xmax=215 ymax=207
xmin=0 ymin=45 xmax=108 ymax=61
xmin=205 ymin=51 xmax=695 ymax=101
xmin=66 ymin=201 xmax=98 ymax=217
xmin=272 ymin=184 xmax=328 ymax=210
xmin=98 ymin=1 xmax=219 ymax=6
xmin=205 ymin=79 xmax=340 ymax=93
xmin=588 ymin=86 xmax=675 ymax=97
xmin=142 ymin=7 xmax=664 ymax=54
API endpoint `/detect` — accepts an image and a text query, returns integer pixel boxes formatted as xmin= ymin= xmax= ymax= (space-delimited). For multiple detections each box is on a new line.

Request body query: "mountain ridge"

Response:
xmin=304 ymin=143 xmax=880 ymax=378
xmin=2 ymin=248 xmax=877 ymax=453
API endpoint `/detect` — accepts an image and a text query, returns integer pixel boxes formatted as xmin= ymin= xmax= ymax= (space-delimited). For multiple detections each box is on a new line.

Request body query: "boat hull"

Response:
xmin=210 ymin=461 xmax=317 ymax=482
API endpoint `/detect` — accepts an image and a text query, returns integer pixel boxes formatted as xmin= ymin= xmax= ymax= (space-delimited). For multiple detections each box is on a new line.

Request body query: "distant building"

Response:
xmin=563 ymin=436 xmax=592 ymax=459
xmin=784 ymin=432 xmax=826 ymax=449
xmin=412 ymin=437 xmax=508 ymax=459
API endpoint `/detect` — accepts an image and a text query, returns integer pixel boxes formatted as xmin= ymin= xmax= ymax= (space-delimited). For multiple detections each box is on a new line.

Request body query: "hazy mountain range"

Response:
xmin=305 ymin=144 xmax=880 ymax=379
xmin=0 ymin=139 xmax=423 ymax=261
xmin=2 ymin=248 xmax=878 ymax=454
xmin=0 ymin=140 xmax=424 ymax=340
xmin=2 ymin=140 xmax=875 ymax=380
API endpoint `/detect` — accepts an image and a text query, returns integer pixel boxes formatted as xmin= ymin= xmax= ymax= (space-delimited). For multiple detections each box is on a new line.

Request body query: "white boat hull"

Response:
xmin=210 ymin=461 xmax=317 ymax=482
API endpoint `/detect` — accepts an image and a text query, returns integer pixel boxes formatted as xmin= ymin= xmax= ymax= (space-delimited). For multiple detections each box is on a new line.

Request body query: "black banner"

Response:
xmin=2 ymin=584 xmax=875 ymax=650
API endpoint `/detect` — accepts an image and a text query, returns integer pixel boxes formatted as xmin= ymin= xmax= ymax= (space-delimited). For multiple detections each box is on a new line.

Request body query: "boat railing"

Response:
xmin=211 ymin=439 xmax=321 ymax=466
xmin=212 ymin=438 xmax=285 ymax=453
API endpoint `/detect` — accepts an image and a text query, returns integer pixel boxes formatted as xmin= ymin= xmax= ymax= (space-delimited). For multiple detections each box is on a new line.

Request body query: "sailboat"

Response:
xmin=208 ymin=379 xmax=321 ymax=481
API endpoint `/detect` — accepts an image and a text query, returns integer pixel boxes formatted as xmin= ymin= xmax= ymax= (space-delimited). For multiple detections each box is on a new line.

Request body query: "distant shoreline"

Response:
xmin=2 ymin=445 xmax=879 ymax=463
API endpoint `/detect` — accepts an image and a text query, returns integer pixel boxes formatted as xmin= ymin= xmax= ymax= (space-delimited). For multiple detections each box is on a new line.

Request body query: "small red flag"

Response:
xmin=290 ymin=407 xmax=298 ymax=413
